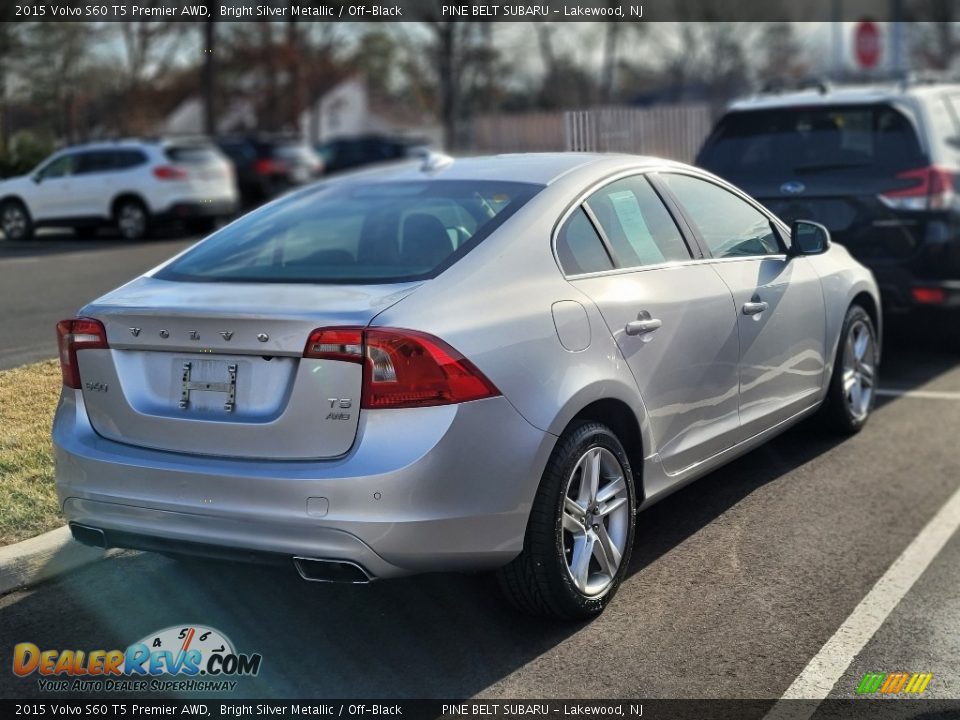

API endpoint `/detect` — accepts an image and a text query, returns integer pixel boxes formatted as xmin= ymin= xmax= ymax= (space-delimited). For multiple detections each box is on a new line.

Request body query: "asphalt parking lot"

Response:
xmin=1 ymin=234 xmax=959 ymax=704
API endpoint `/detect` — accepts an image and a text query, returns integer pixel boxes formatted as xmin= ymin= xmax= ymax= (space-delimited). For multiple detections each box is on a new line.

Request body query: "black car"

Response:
xmin=697 ymin=81 xmax=960 ymax=336
xmin=315 ymin=135 xmax=430 ymax=176
xmin=217 ymin=136 xmax=323 ymax=207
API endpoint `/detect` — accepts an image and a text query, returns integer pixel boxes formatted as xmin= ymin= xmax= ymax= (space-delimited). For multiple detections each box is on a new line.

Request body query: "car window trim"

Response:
xmin=644 ymin=172 xmax=707 ymax=260
xmin=551 ymin=169 xmax=703 ymax=278
xmin=580 ymin=201 xmax=621 ymax=267
xmin=551 ymin=165 xmax=790 ymax=280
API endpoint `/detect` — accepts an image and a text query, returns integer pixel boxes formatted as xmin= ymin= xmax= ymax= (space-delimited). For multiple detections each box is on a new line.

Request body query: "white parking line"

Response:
xmin=764 ymin=482 xmax=960 ymax=719
xmin=877 ymin=388 xmax=960 ymax=401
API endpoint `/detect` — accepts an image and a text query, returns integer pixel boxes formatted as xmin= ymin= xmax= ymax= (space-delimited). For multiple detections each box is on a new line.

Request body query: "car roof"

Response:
xmin=333 ymin=153 xmax=686 ymax=186
xmin=727 ymin=81 xmax=960 ymax=113
xmin=57 ymin=138 xmax=215 ymax=153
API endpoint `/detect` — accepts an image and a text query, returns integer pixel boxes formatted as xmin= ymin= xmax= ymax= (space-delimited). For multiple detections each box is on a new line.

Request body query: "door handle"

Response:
xmin=742 ymin=300 xmax=769 ymax=316
xmin=625 ymin=318 xmax=662 ymax=336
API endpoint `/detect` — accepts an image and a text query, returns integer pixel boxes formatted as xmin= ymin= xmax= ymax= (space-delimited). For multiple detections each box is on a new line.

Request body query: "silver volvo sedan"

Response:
xmin=53 ymin=154 xmax=880 ymax=619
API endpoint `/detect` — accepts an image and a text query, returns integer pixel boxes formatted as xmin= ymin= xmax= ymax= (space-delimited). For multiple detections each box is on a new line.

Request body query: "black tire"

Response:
xmin=114 ymin=198 xmax=151 ymax=241
xmin=497 ymin=421 xmax=637 ymax=620
xmin=820 ymin=304 xmax=879 ymax=434
xmin=0 ymin=199 xmax=33 ymax=241
xmin=74 ymin=226 xmax=98 ymax=239
xmin=184 ymin=218 xmax=216 ymax=235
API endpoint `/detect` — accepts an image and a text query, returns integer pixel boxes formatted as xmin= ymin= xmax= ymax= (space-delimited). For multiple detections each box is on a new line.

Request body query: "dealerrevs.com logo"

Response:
xmin=13 ymin=625 xmax=262 ymax=693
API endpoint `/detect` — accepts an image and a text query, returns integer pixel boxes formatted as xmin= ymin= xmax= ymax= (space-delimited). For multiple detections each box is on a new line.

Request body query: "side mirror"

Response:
xmin=32 ymin=173 xmax=42 ymax=184
xmin=790 ymin=220 xmax=830 ymax=256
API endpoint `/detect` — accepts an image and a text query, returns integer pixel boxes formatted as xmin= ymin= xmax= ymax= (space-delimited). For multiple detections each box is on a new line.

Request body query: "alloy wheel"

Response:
xmin=117 ymin=203 xmax=147 ymax=240
xmin=842 ymin=319 xmax=876 ymax=421
xmin=561 ymin=446 xmax=631 ymax=597
xmin=2 ymin=205 xmax=27 ymax=240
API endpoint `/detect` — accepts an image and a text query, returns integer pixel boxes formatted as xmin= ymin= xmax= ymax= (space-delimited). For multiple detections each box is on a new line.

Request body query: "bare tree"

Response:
xmin=15 ymin=22 xmax=100 ymax=143
xmin=907 ymin=2 xmax=958 ymax=70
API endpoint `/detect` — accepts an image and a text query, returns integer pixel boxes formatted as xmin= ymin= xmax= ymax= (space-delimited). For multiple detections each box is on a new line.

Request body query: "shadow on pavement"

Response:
xmin=0 ymin=229 xmax=199 ymax=260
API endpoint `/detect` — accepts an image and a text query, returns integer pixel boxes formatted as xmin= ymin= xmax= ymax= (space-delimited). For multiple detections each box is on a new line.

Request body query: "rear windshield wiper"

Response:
xmin=793 ymin=162 xmax=871 ymax=173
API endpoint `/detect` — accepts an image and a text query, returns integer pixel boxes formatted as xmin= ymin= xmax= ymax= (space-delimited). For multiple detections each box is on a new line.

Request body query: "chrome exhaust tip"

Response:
xmin=293 ymin=556 xmax=373 ymax=584
xmin=69 ymin=523 xmax=107 ymax=549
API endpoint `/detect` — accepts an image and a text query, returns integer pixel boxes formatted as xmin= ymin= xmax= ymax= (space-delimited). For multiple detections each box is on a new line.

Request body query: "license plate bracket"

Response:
xmin=180 ymin=362 xmax=237 ymax=412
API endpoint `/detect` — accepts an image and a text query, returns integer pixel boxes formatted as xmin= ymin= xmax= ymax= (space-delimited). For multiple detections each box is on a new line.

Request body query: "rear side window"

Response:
xmin=698 ymin=104 xmax=926 ymax=177
xmin=75 ymin=150 xmax=146 ymax=174
xmin=663 ymin=174 xmax=781 ymax=258
xmin=165 ymin=145 xmax=223 ymax=164
xmin=584 ymin=176 xmax=691 ymax=268
xmin=556 ymin=208 xmax=614 ymax=275
xmin=155 ymin=180 xmax=542 ymax=284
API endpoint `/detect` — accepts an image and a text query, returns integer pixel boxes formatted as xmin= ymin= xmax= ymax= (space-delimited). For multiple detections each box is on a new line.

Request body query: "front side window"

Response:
xmin=662 ymin=174 xmax=781 ymax=258
xmin=37 ymin=154 xmax=76 ymax=180
xmin=156 ymin=180 xmax=542 ymax=284
xmin=584 ymin=176 xmax=691 ymax=268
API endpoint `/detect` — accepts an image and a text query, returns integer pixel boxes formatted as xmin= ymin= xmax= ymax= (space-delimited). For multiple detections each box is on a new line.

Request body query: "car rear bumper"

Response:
xmin=53 ymin=390 xmax=555 ymax=578
xmin=872 ymin=267 xmax=960 ymax=314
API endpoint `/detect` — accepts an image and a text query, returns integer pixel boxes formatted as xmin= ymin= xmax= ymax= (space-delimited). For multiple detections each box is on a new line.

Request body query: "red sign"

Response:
xmin=854 ymin=20 xmax=882 ymax=70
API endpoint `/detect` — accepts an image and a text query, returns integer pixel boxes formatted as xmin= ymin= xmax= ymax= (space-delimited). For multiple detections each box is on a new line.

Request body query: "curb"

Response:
xmin=0 ymin=526 xmax=114 ymax=596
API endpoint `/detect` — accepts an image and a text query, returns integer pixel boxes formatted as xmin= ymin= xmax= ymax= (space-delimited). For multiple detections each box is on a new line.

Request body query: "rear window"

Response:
xmin=155 ymin=180 xmax=542 ymax=284
xmin=698 ymin=104 xmax=926 ymax=177
xmin=273 ymin=143 xmax=319 ymax=163
xmin=165 ymin=144 xmax=223 ymax=164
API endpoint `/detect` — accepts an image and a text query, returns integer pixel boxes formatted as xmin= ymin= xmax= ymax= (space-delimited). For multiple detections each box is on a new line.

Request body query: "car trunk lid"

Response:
xmin=76 ymin=277 xmax=419 ymax=459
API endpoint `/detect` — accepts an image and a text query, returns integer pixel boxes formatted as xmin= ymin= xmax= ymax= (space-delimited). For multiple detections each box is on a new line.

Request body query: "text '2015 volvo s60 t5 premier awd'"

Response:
xmin=53 ymin=153 xmax=881 ymax=619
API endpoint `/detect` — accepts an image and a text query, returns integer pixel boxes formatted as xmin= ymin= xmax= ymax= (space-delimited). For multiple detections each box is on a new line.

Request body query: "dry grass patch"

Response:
xmin=0 ymin=360 xmax=63 ymax=545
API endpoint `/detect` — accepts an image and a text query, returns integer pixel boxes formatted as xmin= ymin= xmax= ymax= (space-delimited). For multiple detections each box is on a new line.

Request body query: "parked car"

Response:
xmin=697 ymin=80 xmax=960 ymax=335
xmin=54 ymin=154 xmax=880 ymax=619
xmin=217 ymin=135 xmax=324 ymax=207
xmin=0 ymin=139 xmax=238 ymax=241
xmin=316 ymin=134 xmax=431 ymax=175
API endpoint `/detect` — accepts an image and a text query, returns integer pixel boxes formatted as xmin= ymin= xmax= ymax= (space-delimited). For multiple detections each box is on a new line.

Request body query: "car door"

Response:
xmin=557 ymin=174 xmax=741 ymax=478
xmin=28 ymin=153 xmax=78 ymax=221
xmin=658 ymin=172 xmax=827 ymax=439
xmin=71 ymin=151 xmax=117 ymax=219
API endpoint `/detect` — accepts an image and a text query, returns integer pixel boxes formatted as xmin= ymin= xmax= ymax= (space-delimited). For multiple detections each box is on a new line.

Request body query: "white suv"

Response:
xmin=0 ymin=139 xmax=239 ymax=241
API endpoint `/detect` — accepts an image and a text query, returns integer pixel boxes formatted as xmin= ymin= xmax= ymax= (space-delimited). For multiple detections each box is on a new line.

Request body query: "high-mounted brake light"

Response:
xmin=56 ymin=318 xmax=108 ymax=389
xmin=153 ymin=165 xmax=188 ymax=181
xmin=302 ymin=327 xmax=500 ymax=409
xmin=878 ymin=166 xmax=954 ymax=211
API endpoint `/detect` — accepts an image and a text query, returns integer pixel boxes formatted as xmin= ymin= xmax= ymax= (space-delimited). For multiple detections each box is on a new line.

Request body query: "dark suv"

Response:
xmin=217 ymin=135 xmax=323 ymax=208
xmin=697 ymin=81 xmax=960 ymax=329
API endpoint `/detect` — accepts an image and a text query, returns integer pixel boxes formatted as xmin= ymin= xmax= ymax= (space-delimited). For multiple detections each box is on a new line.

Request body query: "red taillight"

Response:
xmin=302 ymin=327 xmax=500 ymax=409
xmin=912 ymin=287 xmax=947 ymax=305
xmin=879 ymin=166 xmax=954 ymax=211
xmin=56 ymin=318 xmax=108 ymax=389
xmin=153 ymin=165 xmax=188 ymax=181
xmin=254 ymin=158 xmax=288 ymax=175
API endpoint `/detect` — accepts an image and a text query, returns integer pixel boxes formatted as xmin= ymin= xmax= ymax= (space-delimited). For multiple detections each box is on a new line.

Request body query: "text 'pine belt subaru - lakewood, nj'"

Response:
xmin=53 ymin=153 xmax=880 ymax=619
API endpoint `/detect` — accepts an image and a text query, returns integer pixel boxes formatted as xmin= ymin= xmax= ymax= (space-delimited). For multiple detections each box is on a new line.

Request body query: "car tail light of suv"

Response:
xmin=57 ymin=318 xmax=109 ymax=389
xmin=878 ymin=166 xmax=955 ymax=211
xmin=304 ymin=327 xmax=500 ymax=409
xmin=153 ymin=165 xmax=189 ymax=181
xmin=254 ymin=158 xmax=289 ymax=176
